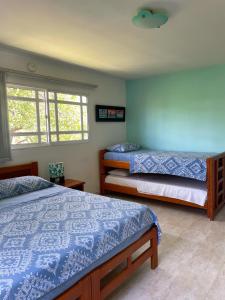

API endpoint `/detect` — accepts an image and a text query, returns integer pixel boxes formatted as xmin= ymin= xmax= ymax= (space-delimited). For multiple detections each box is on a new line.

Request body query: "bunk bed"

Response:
xmin=99 ymin=149 xmax=225 ymax=220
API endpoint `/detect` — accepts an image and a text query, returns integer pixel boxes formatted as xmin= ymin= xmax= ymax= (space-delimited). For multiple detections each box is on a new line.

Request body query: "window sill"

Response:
xmin=11 ymin=140 xmax=89 ymax=150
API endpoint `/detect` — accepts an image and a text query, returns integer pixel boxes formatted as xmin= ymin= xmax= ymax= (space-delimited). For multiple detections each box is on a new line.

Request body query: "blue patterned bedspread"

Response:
xmin=130 ymin=151 xmax=213 ymax=181
xmin=0 ymin=187 xmax=160 ymax=300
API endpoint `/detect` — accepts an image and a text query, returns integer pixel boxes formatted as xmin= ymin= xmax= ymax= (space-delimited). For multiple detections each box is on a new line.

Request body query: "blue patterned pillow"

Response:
xmin=0 ymin=176 xmax=54 ymax=200
xmin=107 ymin=143 xmax=141 ymax=153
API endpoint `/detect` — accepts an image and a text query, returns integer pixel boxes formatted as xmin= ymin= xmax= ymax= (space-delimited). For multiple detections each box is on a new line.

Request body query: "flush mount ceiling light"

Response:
xmin=132 ymin=9 xmax=168 ymax=29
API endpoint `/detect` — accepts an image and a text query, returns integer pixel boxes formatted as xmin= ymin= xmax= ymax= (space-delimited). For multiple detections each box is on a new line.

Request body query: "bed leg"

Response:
xmin=151 ymin=250 xmax=158 ymax=269
xmin=151 ymin=227 xmax=158 ymax=269
xmin=207 ymin=209 xmax=214 ymax=221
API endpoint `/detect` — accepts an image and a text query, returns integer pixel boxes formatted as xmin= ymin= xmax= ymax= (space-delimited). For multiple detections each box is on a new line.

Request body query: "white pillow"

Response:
xmin=106 ymin=143 xmax=141 ymax=153
xmin=108 ymin=169 xmax=130 ymax=177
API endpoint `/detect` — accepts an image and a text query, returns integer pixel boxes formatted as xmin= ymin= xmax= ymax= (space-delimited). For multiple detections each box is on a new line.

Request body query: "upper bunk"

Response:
xmin=102 ymin=148 xmax=215 ymax=182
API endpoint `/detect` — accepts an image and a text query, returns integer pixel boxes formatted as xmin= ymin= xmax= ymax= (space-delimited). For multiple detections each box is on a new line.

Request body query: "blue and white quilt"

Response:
xmin=130 ymin=151 xmax=213 ymax=181
xmin=0 ymin=186 xmax=160 ymax=300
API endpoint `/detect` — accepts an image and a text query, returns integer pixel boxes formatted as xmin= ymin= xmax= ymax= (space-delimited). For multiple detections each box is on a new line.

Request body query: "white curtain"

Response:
xmin=0 ymin=71 xmax=11 ymax=162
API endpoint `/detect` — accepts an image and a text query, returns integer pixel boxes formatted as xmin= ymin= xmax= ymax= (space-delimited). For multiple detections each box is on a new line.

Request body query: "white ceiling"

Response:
xmin=0 ymin=0 xmax=225 ymax=79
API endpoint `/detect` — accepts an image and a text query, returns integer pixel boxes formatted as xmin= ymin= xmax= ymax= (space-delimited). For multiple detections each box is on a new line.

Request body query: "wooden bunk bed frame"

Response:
xmin=99 ymin=149 xmax=225 ymax=221
xmin=0 ymin=162 xmax=158 ymax=300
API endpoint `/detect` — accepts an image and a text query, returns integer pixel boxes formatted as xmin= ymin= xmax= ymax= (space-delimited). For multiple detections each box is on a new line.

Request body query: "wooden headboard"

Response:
xmin=0 ymin=162 xmax=38 ymax=180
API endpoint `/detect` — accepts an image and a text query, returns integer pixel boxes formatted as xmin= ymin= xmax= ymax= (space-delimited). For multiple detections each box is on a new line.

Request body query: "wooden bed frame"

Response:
xmin=99 ymin=149 xmax=225 ymax=221
xmin=0 ymin=161 xmax=158 ymax=300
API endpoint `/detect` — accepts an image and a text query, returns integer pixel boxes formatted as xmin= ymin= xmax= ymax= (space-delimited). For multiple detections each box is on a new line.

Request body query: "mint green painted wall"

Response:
xmin=126 ymin=65 xmax=225 ymax=152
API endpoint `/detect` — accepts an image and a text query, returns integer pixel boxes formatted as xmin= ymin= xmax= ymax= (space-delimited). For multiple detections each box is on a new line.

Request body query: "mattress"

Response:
xmin=0 ymin=185 xmax=160 ymax=300
xmin=104 ymin=149 xmax=148 ymax=162
xmin=105 ymin=174 xmax=207 ymax=206
xmin=104 ymin=150 xmax=214 ymax=181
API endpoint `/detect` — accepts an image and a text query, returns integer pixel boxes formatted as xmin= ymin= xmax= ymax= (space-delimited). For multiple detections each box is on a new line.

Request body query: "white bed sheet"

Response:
xmin=105 ymin=174 xmax=207 ymax=206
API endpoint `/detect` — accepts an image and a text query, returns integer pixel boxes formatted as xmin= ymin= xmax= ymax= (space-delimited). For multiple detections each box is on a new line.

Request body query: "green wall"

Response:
xmin=126 ymin=65 xmax=225 ymax=152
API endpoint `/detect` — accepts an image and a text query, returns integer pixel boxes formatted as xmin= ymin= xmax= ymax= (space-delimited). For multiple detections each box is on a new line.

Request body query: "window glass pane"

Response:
xmin=51 ymin=134 xmax=57 ymax=142
xmin=49 ymin=103 xmax=56 ymax=131
xmin=7 ymin=87 xmax=35 ymax=98
xmin=57 ymin=93 xmax=80 ymax=103
xmin=8 ymin=100 xmax=37 ymax=133
xmin=59 ymin=133 xmax=82 ymax=142
xmin=82 ymin=105 xmax=88 ymax=131
xmin=41 ymin=135 xmax=48 ymax=143
xmin=58 ymin=103 xmax=81 ymax=131
xmin=11 ymin=135 xmax=38 ymax=145
xmin=38 ymin=91 xmax=45 ymax=100
xmin=83 ymin=133 xmax=88 ymax=140
xmin=48 ymin=92 xmax=55 ymax=100
xmin=39 ymin=102 xmax=47 ymax=132
xmin=82 ymin=96 xmax=87 ymax=103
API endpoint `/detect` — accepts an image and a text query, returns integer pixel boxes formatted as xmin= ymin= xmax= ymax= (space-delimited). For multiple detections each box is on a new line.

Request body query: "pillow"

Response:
xmin=0 ymin=176 xmax=54 ymax=200
xmin=108 ymin=169 xmax=130 ymax=177
xmin=106 ymin=143 xmax=141 ymax=153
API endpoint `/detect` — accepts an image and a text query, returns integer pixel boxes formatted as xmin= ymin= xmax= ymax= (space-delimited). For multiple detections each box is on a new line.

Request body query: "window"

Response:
xmin=7 ymin=84 xmax=89 ymax=147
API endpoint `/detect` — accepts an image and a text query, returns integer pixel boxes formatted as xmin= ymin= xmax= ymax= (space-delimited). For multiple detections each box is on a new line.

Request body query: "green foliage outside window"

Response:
xmin=7 ymin=86 xmax=88 ymax=145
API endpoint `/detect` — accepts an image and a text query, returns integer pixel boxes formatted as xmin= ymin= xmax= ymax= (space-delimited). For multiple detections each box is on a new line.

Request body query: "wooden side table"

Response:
xmin=61 ymin=179 xmax=85 ymax=191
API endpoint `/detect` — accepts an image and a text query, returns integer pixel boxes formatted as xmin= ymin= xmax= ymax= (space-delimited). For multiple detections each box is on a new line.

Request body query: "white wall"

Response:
xmin=0 ymin=46 xmax=126 ymax=192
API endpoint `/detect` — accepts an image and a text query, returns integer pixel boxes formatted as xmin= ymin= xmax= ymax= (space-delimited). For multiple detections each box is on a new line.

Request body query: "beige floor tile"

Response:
xmin=205 ymin=261 xmax=225 ymax=300
xmin=107 ymin=194 xmax=225 ymax=300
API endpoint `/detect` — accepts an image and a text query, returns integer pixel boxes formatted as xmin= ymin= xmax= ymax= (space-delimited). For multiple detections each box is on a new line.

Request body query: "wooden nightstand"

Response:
xmin=61 ymin=179 xmax=85 ymax=191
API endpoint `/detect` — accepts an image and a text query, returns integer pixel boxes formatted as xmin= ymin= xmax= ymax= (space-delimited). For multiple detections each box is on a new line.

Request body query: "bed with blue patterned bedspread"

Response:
xmin=0 ymin=186 xmax=160 ymax=300
xmin=104 ymin=150 xmax=214 ymax=181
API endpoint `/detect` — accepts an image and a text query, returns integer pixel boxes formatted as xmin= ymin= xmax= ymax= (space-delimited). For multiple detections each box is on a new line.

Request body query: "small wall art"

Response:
xmin=96 ymin=105 xmax=125 ymax=122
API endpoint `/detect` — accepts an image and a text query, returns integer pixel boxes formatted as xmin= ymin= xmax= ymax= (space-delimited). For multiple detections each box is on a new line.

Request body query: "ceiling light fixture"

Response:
xmin=132 ymin=9 xmax=168 ymax=29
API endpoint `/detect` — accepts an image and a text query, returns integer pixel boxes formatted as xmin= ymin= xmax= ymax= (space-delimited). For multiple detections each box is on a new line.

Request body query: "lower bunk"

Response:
xmin=99 ymin=149 xmax=225 ymax=220
xmin=105 ymin=173 xmax=207 ymax=208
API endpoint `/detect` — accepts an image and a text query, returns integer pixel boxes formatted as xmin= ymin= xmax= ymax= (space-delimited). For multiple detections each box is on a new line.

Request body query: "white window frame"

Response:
xmin=7 ymin=84 xmax=89 ymax=149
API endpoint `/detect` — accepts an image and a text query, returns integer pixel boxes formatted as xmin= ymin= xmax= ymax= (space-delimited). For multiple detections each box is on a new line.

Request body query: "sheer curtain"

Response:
xmin=0 ymin=71 xmax=11 ymax=162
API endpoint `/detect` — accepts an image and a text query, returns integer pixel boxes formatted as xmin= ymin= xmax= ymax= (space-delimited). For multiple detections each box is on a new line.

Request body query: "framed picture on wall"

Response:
xmin=95 ymin=105 xmax=126 ymax=122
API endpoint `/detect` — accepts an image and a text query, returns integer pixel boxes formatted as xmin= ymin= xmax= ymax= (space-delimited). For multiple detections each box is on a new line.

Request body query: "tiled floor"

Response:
xmin=107 ymin=194 xmax=225 ymax=300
